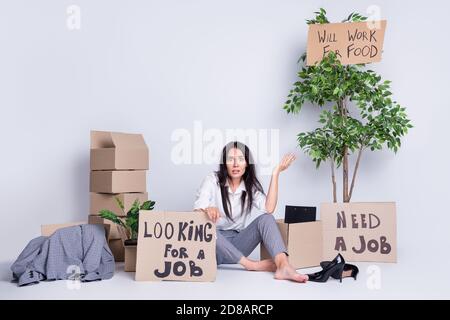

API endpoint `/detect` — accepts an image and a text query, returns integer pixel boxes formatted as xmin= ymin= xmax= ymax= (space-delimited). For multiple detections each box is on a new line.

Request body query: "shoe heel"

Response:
xmin=351 ymin=266 xmax=359 ymax=281
xmin=338 ymin=265 xmax=345 ymax=283
xmin=307 ymin=253 xmax=346 ymax=283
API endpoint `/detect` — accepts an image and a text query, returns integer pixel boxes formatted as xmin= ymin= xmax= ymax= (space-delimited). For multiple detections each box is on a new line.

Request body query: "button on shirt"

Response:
xmin=193 ymin=172 xmax=268 ymax=231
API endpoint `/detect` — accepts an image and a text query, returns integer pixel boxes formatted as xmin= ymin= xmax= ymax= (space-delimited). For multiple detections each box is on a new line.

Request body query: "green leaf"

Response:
xmin=140 ymin=200 xmax=156 ymax=211
xmin=99 ymin=210 xmax=127 ymax=230
xmin=130 ymin=199 xmax=140 ymax=213
xmin=115 ymin=196 xmax=124 ymax=211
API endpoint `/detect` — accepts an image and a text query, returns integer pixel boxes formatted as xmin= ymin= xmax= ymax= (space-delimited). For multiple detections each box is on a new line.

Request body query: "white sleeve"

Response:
xmin=252 ymin=190 xmax=268 ymax=213
xmin=193 ymin=173 xmax=217 ymax=210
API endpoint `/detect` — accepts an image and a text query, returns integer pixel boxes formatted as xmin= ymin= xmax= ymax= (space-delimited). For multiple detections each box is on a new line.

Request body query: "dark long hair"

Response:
xmin=216 ymin=141 xmax=265 ymax=221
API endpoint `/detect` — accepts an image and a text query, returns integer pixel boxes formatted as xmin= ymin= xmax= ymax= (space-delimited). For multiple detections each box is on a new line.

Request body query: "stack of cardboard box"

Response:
xmin=89 ymin=130 xmax=149 ymax=262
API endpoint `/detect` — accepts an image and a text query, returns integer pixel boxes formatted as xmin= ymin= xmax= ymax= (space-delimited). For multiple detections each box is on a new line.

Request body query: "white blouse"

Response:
xmin=193 ymin=172 xmax=268 ymax=231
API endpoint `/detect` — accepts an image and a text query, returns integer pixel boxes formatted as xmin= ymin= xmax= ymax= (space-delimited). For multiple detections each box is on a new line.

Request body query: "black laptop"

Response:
xmin=284 ymin=205 xmax=316 ymax=224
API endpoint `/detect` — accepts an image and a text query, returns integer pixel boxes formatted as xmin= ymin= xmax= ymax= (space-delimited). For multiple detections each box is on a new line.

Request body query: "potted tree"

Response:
xmin=283 ymin=9 xmax=412 ymax=262
xmin=284 ymin=8 xmax=412 ymax=203
xmin=100 ymin=198 xmax=155 ymax=271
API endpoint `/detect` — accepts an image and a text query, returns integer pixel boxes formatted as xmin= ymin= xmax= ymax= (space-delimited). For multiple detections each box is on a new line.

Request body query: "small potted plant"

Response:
xmin=99 ymin=198 xmax=155 ymax=271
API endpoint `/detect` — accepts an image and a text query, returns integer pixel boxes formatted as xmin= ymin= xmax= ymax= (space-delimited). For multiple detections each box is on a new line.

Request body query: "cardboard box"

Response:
xmin=124 ymin=245 xmax=137 ymax=272
xmin=88 ymin=215 xmax=124 ymax=240
xmin=90 ymin=192 xmax=148 ymax=216
xmin=321 ymin=202 xmax=397 ymax=263
xmin=135 ymin=211 xmax=216 ymax=282
xmin=90 ymin=130 xmax=149 ymax=171
xmin=41 ymin=221 xmax=110 ymax=241
xmin=260 ymin=220 xmax=323 ymax=269
xmin=109 ymin=239 xmax=124 ymax=262
xmin=90 ymin=170 xmax=146 ymax=193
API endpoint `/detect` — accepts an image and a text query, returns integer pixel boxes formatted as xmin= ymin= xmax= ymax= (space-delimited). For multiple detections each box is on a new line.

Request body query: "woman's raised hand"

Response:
xmin=274 ymin=153 xmax=297 ymax=174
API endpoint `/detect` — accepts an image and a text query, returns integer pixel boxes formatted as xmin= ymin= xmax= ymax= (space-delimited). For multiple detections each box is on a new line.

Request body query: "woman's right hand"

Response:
xmin=201 ymin=207 xmax=221 ymax=223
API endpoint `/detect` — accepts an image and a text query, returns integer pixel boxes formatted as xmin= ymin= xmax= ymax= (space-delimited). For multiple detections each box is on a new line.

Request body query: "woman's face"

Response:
xmin=226 ymin=148 xmax=247 ymax=179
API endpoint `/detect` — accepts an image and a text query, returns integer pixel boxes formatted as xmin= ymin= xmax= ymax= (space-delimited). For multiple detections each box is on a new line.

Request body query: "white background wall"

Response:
xmin=0 ymin=0 xmax=449 ymax=278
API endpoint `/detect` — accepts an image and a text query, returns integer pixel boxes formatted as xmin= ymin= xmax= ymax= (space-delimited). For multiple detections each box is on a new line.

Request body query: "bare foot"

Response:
xmin=242 ymin=259 xmax=277 ymax=272
xmin=274 ymin=263 xmax=308 ymax=283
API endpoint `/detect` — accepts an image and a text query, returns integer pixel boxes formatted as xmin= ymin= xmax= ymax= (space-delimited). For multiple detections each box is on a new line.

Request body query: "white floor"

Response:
xmin=1 ymin=257 xmax=448 ymax=300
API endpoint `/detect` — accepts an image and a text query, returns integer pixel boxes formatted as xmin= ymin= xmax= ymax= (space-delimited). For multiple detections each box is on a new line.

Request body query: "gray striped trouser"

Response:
xmin=216 ymin=213 xmax=287 ymax=265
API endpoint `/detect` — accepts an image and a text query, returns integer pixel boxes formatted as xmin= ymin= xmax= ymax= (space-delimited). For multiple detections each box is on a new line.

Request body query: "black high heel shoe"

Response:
xmin=307 ymin=253 xmax=346 ymax=283
xmin=320 ymin=261 xmax=359 ymax=280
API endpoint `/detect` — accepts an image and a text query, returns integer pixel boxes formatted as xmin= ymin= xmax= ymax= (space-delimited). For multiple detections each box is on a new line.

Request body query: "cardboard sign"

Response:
xmin=135 ymin=211 xmax=216 ymax=282
xmin=307 ymin=20 xmax=387 ymax=65
xmin=321 ymin=202 xmax=396 ymax=262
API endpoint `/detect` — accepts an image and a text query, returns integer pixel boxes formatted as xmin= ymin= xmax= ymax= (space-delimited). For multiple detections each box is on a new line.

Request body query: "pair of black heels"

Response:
xmin=307 ymin=253 xmax=359 ymax=282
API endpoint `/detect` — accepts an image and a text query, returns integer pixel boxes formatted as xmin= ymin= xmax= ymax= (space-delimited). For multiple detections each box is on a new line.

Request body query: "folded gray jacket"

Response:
xmin=11 ymin=224 xmax=115 ymax=286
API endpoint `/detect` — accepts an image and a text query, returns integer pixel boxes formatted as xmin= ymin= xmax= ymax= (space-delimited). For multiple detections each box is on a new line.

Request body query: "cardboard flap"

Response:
xmin=91 ymin=130 xmax=148 ymax=149
xmin=111 ymin=132 xmax=147 ymax=149
xmin=91 ymin=131 xmax=114 ymax=148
